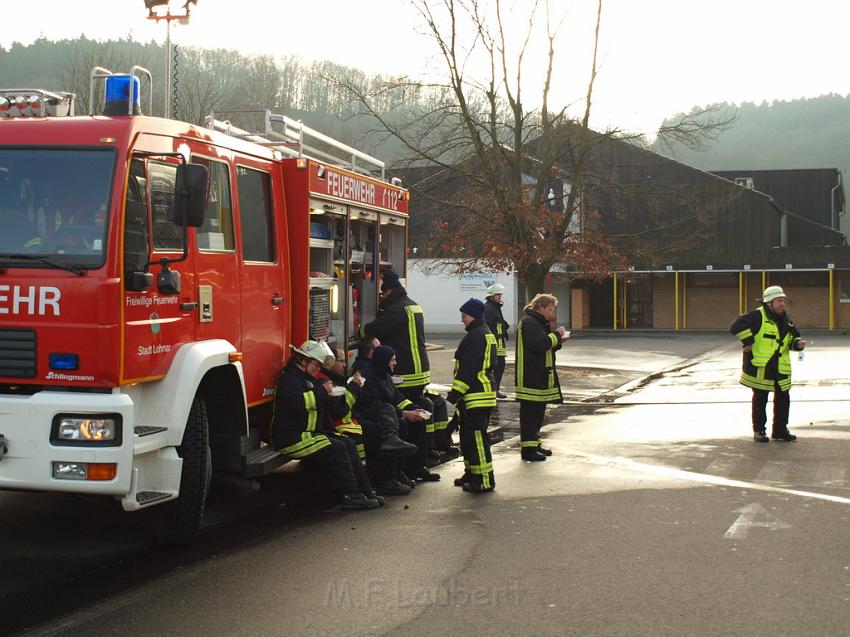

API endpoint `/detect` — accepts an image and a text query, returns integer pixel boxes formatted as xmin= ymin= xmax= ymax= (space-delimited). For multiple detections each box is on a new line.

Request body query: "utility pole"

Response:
xmin=144 ymin=1 xmax=196 ymax=119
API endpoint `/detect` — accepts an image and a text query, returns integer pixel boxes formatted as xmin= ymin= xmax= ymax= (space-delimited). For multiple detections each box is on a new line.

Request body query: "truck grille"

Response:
xmin=0 ymin=329 xmax=37 ymax=378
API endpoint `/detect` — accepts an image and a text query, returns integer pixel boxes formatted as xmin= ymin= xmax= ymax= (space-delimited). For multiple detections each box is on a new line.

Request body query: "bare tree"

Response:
xmin=654 ymin=104 xmax=738 ymax=156
xmin=57 ymin=37 xmax=155 ymax=115
xmin=331 ymin=0 xmax=624 ymax=297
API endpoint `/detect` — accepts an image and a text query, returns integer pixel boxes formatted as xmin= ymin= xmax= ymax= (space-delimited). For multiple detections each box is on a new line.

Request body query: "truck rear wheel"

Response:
xmin=157 ymin=396 xmax=211 ymax=545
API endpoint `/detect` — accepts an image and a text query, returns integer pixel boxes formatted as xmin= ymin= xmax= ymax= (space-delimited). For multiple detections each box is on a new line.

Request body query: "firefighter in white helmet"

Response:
xmin=271 ymin=340 xmax=385 ymax=509
xmin=730 ymin=286 xmax=807 ymax=442
xmin=483 ymin=283 xmax=510 ymax=398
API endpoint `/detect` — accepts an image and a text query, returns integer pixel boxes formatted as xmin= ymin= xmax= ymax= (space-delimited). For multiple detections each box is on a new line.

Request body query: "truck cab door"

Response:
xmin=122 ymin=157 xmax=197 ymax=382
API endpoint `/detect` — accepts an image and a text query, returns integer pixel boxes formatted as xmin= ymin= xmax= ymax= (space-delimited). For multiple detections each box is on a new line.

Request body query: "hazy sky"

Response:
xmin=2 ymin=0 xmax=849 ymax=134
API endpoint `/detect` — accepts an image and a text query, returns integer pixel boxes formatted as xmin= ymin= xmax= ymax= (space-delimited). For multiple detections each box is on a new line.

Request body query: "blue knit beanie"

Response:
xmin=459 ymin=298 xmax=485 ymax=319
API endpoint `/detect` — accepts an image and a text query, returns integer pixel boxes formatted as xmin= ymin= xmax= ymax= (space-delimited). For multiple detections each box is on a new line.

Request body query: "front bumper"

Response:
xmin=0 ymin=391 xmax=135 ymax=495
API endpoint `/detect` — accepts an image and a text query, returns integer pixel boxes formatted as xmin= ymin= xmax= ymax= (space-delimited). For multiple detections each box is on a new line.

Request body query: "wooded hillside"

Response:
xmin=654 ymin=96 xmax=850 ymax=177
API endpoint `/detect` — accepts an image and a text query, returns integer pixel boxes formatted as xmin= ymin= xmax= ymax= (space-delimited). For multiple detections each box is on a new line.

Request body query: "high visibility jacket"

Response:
xmin=271 ymin=361 xmax=346 ymax=457
xmin=360 ymin=289 xmax=431 ymax=388
xmin=447 ymin=318 xmax=498 ymax=410
xmin=353 ymin=367 xmax=414 ymax=423
xmin=515 ymin=309 xmax=563 ymax=404
xmin=730 ymin=305 xmax=802 ymax=392
xmin=484 ymin=298 xmax=509 ymax=357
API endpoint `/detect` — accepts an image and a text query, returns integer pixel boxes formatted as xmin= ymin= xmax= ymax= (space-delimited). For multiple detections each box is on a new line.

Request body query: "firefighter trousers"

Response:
xmin=752 ymin=385 xmax=791 ymax=434
xmin=300 ymin=434 xmax=373 ymax=497
xmin=519 ymin=400 xmax=547 ymax=449
xmin=493 ymin=355 xmax=506 ymax=393
xmin=360 ymin=404 xmax=406 ymax=483
xmin=458 ymin=403 xmax=494 ymax=489
xmin=426 ymin=392 xmax=452 ymax=450
xmin=399 ymin=385 xmax=429 ymax=473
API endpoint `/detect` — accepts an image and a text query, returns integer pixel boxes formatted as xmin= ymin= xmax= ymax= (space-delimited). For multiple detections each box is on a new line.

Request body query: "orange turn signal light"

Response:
xmin=229 ymin=352 xmax=243 ymax=362
xmin=87 ymin=463 xmax=117 ymax=481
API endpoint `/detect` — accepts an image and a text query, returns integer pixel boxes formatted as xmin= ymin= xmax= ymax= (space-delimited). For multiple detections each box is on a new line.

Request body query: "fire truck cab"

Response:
xmin=0 ymin=68 xmax=409 ymax=543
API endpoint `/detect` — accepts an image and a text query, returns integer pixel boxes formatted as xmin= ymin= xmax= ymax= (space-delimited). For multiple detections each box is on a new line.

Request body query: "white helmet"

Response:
xmin=762 ymin=285 xmax=786 ymax=303
xmin=486 ymin=283 xmax=506 ymax=296
xmin=290 ymin=340 xmax=335 ymax=366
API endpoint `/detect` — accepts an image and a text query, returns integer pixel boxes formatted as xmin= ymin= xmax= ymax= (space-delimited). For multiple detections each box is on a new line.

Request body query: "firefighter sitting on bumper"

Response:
xmin=354 ymin=345 xmax=426 ymax=496
xmin=271 ymin=340 xmax=384 ymax=510
xmin=447 ymin=298 xmax=497 ymax=493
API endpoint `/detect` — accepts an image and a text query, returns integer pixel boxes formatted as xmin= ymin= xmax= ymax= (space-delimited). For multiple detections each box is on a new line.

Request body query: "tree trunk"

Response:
xmin=519 ymin=263 xmax=548 ymax=302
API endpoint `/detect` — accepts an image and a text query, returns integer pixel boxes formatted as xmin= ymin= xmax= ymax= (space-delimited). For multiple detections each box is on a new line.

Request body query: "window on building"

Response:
xmin=840 ymin=271 xmax=850 ymax=303
xmin=236 ymin=166 xmax=274 ymax=262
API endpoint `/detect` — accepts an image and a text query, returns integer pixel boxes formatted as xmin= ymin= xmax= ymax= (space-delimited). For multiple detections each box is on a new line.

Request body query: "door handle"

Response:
xmin=271 ymin=296 xmax=284 ymax=306
xmin=180 ymin=301 xmax=198 ymax=312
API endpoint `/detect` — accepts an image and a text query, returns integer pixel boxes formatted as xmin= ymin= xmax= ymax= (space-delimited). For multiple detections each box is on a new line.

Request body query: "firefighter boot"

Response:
xmin=361 ymin=489 xmax=386 ymax=506
xmin=397 ymin=471 xmax=416 ymax=489
xmin=521 ymin=449 xmax=547 ymax=462
xmin=380 ymin=433 xmax=418 ymax=457
xmin=341 ymin=493 xmax=381 ymax=510
xmin=454 ymin=473 xmax=472 ymax=487
xmin=376 ymin=479 xmax=413 ymax=496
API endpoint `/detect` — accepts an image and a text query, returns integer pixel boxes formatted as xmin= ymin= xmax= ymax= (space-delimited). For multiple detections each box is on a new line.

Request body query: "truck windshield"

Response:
xmin=0 ymin=148 xmax=115 ymax=269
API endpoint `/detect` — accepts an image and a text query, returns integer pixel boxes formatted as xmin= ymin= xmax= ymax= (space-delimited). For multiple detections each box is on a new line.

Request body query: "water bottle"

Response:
xmin=798 ymin=350 xmax=804 ymax=362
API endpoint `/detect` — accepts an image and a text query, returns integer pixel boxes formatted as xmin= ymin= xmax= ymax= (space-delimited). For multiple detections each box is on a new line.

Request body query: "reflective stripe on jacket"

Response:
xmin=730 ymin=305 xmax=801 ymax=392
xmin=360 ymin=290 xmax=431 ymax=388
xmin=447 ymin=318 xmax=498 ymax=410
xmin=515 ymin=309 xmax=563 ymax=403
xmin=271 ymin=361 xmax=345 ymax=455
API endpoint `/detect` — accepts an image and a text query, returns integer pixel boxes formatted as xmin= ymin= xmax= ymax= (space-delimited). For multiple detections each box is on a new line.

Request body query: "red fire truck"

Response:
xmin=0 ymin=67 xmax=409 ymax=543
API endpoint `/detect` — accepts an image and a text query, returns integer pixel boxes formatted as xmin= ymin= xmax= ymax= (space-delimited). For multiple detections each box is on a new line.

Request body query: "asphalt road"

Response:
xmin=3 ymin=332 xmax=850 ymax=636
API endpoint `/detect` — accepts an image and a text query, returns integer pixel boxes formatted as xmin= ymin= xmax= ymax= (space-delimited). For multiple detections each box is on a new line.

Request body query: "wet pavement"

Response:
xmin=5 ymin=331 xmax=850 ymax=636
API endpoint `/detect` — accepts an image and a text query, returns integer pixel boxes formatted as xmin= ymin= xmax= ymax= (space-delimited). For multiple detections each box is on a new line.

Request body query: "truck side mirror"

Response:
xmin=126 ymin=270 xmax=153 ymax=292
xmin=175 ymin=163 xmax=208 ymax=228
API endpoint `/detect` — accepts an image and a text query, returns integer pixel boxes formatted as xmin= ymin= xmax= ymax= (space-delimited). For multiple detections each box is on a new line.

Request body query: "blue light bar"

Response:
xmin=103 ymin=75 xmax=141 ymax=116
xmin=49 ymin=353 xmax=80 ymax=371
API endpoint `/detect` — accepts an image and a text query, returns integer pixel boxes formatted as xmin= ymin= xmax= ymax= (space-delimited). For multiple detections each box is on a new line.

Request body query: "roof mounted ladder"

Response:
xmin=205 ymin=109 xmax=385 ymax=181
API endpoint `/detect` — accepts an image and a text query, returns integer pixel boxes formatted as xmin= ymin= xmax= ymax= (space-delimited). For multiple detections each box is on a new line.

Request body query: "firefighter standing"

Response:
xmin=447 ymin=298 xmax=498 ymax=492
xmin=271 ymin=340 xmax=383 ymax=509
xmin=360 ymin=270 xmax=439 ymax=482
xmin=483 ymin=283 xmax=510 ymax=398
xmin=515 ymin=293 xmax=566 ymax=461
xmin=730 ymin=285 xmax=806 ymax=442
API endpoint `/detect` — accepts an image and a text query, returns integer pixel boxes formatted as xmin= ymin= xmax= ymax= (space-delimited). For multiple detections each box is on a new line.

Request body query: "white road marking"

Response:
xmin=723 ymin=502 xmax=791 ymax=539
xmin=571 ymin=451 xmax=850 ymax=505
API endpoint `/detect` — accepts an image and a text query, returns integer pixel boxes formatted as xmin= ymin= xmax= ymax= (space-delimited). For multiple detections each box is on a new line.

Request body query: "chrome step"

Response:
xmin=136 ymin=491 xmax=172 ymax=506
xmin=134 ymin=426 xmax=167 ymax=437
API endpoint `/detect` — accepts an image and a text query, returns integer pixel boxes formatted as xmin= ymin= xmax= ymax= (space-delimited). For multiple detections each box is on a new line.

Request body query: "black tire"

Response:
xmin=157 ymin=397 xmax=211 ymax=545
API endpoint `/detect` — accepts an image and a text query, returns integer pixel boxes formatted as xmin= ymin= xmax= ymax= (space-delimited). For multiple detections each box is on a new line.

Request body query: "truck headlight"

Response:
xmin=51 ymin=414 xmax=122 ymax=446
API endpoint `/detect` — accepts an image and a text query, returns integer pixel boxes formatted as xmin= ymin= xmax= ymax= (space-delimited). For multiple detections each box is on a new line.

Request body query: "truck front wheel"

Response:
xmin=157 ymin=396 xmax=211 ymax=545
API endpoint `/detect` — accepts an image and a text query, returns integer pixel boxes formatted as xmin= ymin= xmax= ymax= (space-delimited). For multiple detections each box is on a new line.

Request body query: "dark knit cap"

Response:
xmin=370 ymin=345 xmax=396 ymax=376
xmin=381 ymin=270 xmax=402 ymax=291
xmin=459 ymin=298 xmax=485 ymax=319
